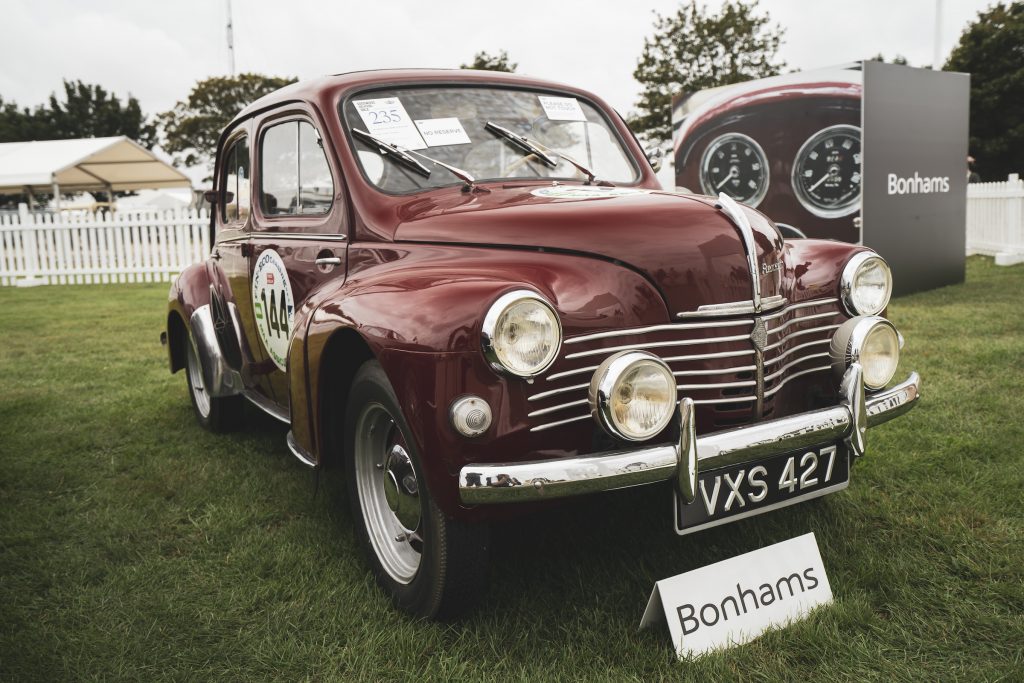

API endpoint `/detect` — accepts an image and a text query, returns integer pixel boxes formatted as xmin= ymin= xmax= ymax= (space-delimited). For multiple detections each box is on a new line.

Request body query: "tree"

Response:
xmin=0 ymin=80 xmax=156 ymax=147
xmin=631 ymin=0 xmax=785 ymax=142
xmin=945 ymin=2 xmax=1024 ymax=181
xmin=158 ymin=73 xmax=297 ymax=168
xmin=460 ymin=50 xmax=517 ymax=73
xmin=869 ymin=53 xmax=910 ymax=65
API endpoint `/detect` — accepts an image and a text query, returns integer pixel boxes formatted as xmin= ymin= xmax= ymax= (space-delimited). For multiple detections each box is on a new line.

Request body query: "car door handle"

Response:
xmin=315 ymin=257 xmax=342 ymax=266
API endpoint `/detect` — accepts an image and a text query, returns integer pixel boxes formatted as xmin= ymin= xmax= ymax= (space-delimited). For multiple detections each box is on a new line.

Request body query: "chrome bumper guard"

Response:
xmin=458 ymin=365 xmax=920 ymax=504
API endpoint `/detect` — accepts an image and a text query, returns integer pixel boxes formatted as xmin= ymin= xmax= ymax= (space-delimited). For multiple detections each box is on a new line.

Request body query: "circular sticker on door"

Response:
xmin=251 ymin=249 xmax=294 ymax=371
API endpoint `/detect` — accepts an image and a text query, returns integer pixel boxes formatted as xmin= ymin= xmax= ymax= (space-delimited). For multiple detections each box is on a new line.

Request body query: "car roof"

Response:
xmin=232 ymin=68 xmax=598 ymax=126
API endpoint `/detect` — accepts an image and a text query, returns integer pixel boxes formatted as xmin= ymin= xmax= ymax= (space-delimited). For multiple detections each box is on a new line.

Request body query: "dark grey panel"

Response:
xmin=862 ymin=61 xmax=969 ymax=296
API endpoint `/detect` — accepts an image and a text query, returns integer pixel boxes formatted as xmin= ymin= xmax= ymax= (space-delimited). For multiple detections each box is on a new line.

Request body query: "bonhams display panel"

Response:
xmin=672 ymin=61 xmax=969 ymax=295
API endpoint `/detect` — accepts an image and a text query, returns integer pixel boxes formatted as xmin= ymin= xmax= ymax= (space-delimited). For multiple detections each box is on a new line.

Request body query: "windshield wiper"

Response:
xmin=352 ymin=128 xmax=484 ymax=192
xmin=352 ymin=128 xmax=430 ymax=177
xmin=484 ymin=121 xmax=608 ymax=185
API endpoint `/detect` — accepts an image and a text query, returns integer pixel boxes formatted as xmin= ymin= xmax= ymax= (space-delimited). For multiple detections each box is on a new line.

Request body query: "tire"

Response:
xmin=344 ymin=360 xmax=489 ymax=620
xmin=184 ymin=330 xmax=242 ymax=432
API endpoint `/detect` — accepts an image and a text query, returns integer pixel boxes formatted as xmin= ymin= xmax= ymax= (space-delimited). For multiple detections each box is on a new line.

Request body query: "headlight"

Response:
xmin=830 ymin=316 xmax=901 ymax=390
xmin=589 ymin=351 xmax=676 ymax=441
xmin=482 ymin=290 xmax=561 ymax=377
xmin=841 ymin=252 xmax=892 ymax=316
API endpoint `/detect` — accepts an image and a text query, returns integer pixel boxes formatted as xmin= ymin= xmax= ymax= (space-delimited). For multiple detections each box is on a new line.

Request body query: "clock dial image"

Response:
xmin=699 ymin=133 xmax=769 ymax=206
xmin=792 ymin=124 xmax=862 ymax=218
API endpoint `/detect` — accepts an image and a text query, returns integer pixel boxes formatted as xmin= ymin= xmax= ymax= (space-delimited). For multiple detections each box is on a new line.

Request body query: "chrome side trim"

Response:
xmin=565 ymin=333 xmax=752 ymax=360
xmin=460 ymin=369 xmax=920 ymax=504
xmin=717 ymin=192 xmax=762 ymax=312
xmin=676 ymin=295 xmax=786 ymax=319
xmin=188 ymin=305 xmax=242 ymax=397
xmin=286 ymin=431 xmax=317 ymax=468
xmin=240 ymin=388 xmax=290 ymax=424
xmin=251 ymin=232 xmax=348 ymax=242
xmin=565 ymin=318 xmax=752 ymax=346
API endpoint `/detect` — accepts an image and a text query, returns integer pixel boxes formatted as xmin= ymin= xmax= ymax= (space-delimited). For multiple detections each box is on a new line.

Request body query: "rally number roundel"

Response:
xmin=251 ymin=249 xmax=294 ymax=371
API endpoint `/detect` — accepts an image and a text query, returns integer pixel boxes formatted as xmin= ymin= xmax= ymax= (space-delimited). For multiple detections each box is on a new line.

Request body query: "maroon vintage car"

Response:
xmin=163 ymin=69 xmax=919 ymax=619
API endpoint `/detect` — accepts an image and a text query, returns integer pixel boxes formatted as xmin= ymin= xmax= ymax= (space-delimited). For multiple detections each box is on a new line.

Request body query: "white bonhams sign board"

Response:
xmin=640 ymin=533 xmax=833 ymax=659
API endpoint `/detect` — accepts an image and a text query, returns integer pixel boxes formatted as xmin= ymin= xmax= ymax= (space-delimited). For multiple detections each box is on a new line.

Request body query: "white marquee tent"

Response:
xmin=0 ymin=136 xmax=191 ymax=209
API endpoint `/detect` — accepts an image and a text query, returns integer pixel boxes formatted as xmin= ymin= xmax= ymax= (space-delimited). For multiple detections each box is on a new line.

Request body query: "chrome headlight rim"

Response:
xmin=840 ymin=251 xmax=892 ymax=316
xmin=481 ymin=289 xmax=562 ymax=378
xmin=590 ymin=350 xmax=676 ymax=442
xmin=831 ymin=315 xmax=900 ymax=390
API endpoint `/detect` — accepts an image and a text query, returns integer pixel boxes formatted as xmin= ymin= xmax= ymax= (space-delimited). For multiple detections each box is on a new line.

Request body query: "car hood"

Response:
xmin=392 ymin=185 xmax=785 ymax=318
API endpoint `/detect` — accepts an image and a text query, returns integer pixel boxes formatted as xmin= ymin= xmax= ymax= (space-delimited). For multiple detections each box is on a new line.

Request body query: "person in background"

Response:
xmin=967 ymin=156 xmax=981 ymax=183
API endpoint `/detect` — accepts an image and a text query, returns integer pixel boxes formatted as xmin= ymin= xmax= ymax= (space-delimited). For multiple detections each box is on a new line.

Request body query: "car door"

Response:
xmin=248 ymin=108 xmax=348 ymax=417
xmin=210 ymin=126 xmax=278 ymax=401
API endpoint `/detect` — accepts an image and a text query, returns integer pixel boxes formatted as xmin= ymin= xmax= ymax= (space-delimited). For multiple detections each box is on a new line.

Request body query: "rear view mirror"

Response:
xmin=645 ymin=147 xmax=665 ymax=173
xmin=203 ymin=190 xmax=234 ymax=204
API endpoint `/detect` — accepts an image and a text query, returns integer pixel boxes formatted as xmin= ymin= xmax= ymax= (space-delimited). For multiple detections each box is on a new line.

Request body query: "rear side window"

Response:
xmin=221 ymin=136 xmax=250 ymax=223
xmin=260 ymin=120 xmax=334 ymax=215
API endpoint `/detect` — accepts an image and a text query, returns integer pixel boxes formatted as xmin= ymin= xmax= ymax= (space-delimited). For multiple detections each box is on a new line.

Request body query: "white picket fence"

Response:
xmin=966 ymin=173 xmax=1024 ymax=265
xmin=0 ymin=207 xmax=210 ymax=286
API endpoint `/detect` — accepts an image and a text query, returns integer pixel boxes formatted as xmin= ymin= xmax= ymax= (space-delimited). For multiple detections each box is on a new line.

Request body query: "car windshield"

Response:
xmin=341 ymin=86 xmax=639 ymax=193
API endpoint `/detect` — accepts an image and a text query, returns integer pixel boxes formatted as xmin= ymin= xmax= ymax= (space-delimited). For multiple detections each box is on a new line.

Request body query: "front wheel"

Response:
xmin=344 ymin=361 xmax=489 ymax=620
xmin=184 ymin=330 xmax=242 ymax=431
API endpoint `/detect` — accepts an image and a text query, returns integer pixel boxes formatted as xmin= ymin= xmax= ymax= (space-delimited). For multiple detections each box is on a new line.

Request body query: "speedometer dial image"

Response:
xmin=699 ymin=133 xmax=769 ymax=206
xmin=792 ymin=124 xmax=862 ymax=218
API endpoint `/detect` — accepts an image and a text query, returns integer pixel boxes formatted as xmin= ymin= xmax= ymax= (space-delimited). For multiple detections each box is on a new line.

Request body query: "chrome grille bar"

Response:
xmin=763 ymin=338 xmax=831 ymax=367
xmin=764 ymin=352 xmax=831 ymax=383
xmin=565 ymin=318 xmax=752 ymax=345
xmin=759 ymin=298 xmax=838 ymax=322
xmin=764 ymin=365 xmax=831 ymax=396
xmin=566 ymin=333 xmax=752 ymax=360
xmin=764 ymin=324 xmax=841 ymax=352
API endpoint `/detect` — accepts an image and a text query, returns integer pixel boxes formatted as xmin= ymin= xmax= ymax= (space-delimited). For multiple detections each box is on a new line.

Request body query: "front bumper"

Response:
xmin=459 ymin=364 xmax=920 ymax=504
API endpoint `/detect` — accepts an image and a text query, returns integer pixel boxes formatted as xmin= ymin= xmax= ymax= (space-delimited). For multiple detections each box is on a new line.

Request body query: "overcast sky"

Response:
xmin=1 ymin=0 xmax=991 ymax=120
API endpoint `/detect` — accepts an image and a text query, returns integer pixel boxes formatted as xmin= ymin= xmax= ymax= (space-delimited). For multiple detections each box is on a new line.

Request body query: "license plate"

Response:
xmin=674 ymin=443 xmax=850 ymax=535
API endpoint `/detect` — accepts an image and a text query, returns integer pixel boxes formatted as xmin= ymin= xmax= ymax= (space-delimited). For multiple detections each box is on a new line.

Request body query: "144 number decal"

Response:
xmin=251 ymin=249 xmax=294 ymax=371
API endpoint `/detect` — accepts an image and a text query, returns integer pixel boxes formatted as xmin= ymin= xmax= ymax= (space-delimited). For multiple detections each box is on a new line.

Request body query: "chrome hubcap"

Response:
xmin=354 ymin=404 xmax=422 ymax=584
xmin=185 ymin=339 xmax=211 ymax=418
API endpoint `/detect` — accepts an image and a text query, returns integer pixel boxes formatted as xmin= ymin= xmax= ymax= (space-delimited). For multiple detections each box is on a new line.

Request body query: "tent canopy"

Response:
xmin=0 ymin=136 xmax=191 ymax=194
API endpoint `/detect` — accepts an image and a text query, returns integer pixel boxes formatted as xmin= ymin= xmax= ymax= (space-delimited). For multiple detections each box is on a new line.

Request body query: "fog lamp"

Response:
xmin=589 ymin=351 xmax=676 ymax=441
xmin=450 ymin=395 xmax=492 ymax=438
xmin=830 ymin=316 xmax=901 ymax=390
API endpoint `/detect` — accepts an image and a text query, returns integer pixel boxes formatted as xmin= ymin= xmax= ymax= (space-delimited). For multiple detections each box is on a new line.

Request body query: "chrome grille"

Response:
xmin=528 ymin=298 xmax=842 ymax=432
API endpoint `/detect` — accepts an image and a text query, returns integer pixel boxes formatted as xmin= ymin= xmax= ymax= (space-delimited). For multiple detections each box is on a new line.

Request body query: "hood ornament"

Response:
xmin=716 ymin=193 xmax=763 ymax=313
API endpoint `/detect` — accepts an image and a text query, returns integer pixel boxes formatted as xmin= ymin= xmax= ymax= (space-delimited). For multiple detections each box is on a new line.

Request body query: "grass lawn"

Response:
xmin=1 ymin=256 xmax=1022 ymax=681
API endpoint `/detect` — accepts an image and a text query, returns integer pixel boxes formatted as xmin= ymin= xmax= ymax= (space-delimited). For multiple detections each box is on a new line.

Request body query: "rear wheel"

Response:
xmin=344 ymin=360 xmax=489 ymax=619
xmin=184 ymin=331 xmax=242 ymax=431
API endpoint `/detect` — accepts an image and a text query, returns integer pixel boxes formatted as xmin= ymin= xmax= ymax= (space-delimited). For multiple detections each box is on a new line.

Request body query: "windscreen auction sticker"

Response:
xmin=251 ymin=249 xmax=295 ymax=371
xmin=538 ymin=95 xmax=588 ymax=121
xmin=639 ymin=533 xmax=833 ymax=659
xmin=352 ymin=97 xmax=426 ymax=150
xmin=415 ymin=117 xmax=471 ymax=146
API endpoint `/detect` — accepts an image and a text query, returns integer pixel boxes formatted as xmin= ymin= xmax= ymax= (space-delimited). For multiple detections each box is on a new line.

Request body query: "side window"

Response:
xmin=260 ymin=120 xmax=334 ymax=216
xmin=221 ymin=136 xmax=250 ymax=223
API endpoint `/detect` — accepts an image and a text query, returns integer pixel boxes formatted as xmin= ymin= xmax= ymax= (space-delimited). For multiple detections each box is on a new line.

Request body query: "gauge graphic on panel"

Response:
xmin=699 ymin=133 xmax=769 ymax=207
xmin=792 ymin=124 xmax=862 ymax=218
